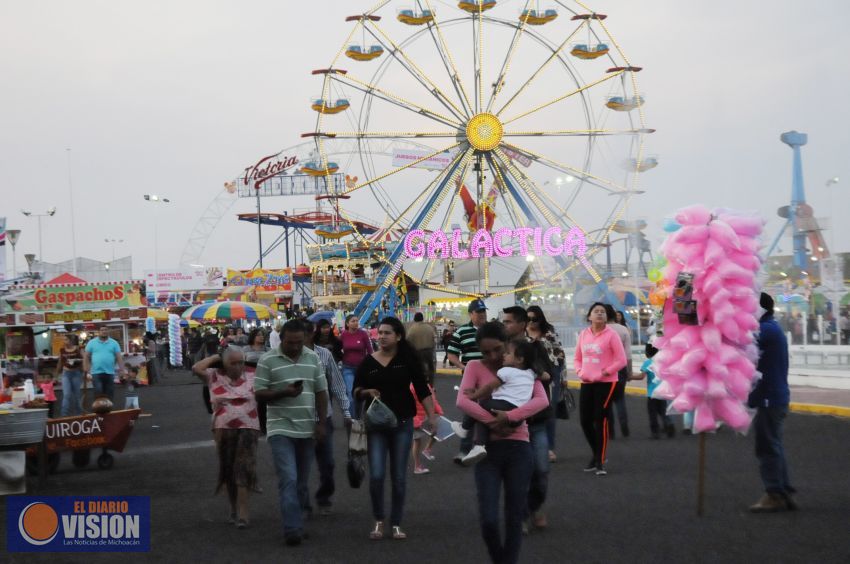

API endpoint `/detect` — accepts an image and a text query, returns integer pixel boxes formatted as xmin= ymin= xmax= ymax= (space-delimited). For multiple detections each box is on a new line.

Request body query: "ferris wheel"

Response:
xmin=305 ymin=0 xmax=654 ymax=320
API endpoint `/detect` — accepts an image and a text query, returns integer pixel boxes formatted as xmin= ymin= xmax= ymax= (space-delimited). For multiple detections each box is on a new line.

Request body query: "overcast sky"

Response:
xmin=1 ymin=0 xmax=848 ymax=279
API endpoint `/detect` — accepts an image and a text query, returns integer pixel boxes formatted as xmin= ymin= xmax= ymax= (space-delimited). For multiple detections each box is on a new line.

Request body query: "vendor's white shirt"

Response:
xmin=269 ymin=330 xmax=281 ymax=351
xmin=492 ymin=366 xmax=535 ymax=406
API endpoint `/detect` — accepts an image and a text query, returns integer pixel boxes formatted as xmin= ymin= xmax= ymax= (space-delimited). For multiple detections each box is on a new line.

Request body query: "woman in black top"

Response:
xmin=314 ymin=319 xmax=343 ymax=363
xmin=354 ymin=316 xmax=437 ymax=541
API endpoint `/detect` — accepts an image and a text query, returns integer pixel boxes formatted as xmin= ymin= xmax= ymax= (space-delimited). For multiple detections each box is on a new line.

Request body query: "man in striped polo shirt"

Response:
xmin=447 ymin=299 xmax=487 ymax=463
xmin=446 ymin=299 xmax=487 ymax=371
xmin=255 ymin=319 xmax=328 ymax=547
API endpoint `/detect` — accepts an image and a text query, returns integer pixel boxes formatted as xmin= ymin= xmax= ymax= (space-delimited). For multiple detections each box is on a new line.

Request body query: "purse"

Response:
xmin=556 ymin=387 xmax=576 ymax=420
xmin=365 ymin=397 xmax=398 ymax=431
xmin=346 ymin=451 xmax=366 ymax=488
xmin=348 ymin=418 xmax=368 ymax=454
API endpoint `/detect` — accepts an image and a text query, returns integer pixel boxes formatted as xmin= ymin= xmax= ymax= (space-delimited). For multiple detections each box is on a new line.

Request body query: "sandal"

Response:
xmin=392 ymin=526 xmax=407 ymax=540
xmin=369 ymin=521 xmax=384 ymax=540
xmin=235 ymin=519 xmax=249 ymax=530
xmin=227 ymin=513 xmax=237 ymax=524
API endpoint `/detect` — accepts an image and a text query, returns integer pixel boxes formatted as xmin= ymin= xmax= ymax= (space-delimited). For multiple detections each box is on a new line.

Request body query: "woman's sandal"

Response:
xmin=369 ymin=521 xmax=384 ymax=540
xmin=392 ymin=526 xmax=407 ymax=540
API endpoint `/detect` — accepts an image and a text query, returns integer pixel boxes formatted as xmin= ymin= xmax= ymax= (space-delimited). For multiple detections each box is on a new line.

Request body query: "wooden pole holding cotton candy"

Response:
xmin=653 ymin=205 xmax=764 ymax=515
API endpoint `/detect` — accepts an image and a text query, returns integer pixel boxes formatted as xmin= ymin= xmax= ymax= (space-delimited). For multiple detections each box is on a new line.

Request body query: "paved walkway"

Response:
xmin=435 ymin=368 xmax=850 ymax=416
xmin=4 ymin=369 xmax=848 ymax=563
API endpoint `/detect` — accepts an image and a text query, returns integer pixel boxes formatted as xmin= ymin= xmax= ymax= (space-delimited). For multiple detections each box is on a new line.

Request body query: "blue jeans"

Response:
xmin=753 ymin=406 xmax=794 ymax=495
xmin=341 ymin=365 xmax=357 ymax=417
xmin=92 ymin=373 xmax=115 ymax=400
xmin=545 ymin=367 xmax=563 ymax=450
xmin=526 ymin=422 xmax=549 ymax=516
xmin=474 ymin=440 xmax=533 ymax=564
xmin=61 ymin=370 xmax=83 ymax=417
xmin=367 ymin=418 xmax=413 ymax=526
xmin=268 ymin=434 xmax=314 ymax=535
xmin=313 ymin=417 xmax=335 ymax=507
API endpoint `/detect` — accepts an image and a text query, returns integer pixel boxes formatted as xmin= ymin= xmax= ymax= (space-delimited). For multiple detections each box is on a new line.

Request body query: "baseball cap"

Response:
xmin=468 ymin=299 xmax=487 ymax=313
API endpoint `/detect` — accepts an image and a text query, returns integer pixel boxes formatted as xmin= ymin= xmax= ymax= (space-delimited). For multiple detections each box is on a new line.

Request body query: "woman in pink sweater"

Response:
xmin=574 ymin=302 xmax=627 ymax=476
xmin=341 ymin=314 xmax=373 ymax=416
xmin=456 ymin=322 xmax=549 ymax=564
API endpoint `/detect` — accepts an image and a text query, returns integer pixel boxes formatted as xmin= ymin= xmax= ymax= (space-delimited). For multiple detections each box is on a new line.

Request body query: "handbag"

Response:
xmin=556 ymin=387 xmax=576 ymax=420
xmin=365 ymin=397 xmax=398 ymax=431
xmin=346 ymin=451 xmax=366 ymax=488
xmin=348 ymin=419 xmax=368 ymax=454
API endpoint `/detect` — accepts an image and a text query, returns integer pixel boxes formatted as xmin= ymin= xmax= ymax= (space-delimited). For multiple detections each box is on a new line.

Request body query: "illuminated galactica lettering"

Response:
xmin=403 ymin=227 xmax=588 ymax=260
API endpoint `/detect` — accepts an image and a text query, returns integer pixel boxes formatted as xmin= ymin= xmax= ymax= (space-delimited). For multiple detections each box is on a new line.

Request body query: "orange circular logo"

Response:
xmin=18 ymin=502 xmax=59 ymax=545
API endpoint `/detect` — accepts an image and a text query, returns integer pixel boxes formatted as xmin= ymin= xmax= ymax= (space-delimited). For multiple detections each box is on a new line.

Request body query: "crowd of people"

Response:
xmin=175 ymin=294 xmax=793 ymax=563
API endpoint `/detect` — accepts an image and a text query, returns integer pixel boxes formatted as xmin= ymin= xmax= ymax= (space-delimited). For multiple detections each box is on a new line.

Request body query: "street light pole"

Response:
xmin=7 ymin=230 xmax=21 ymax=278
xmin=21 ymin=208 xmax=56 ymax=263
xmin=143 ymin=195 xmax=171 ymax=276
xmin=105 ymin=238 xmax=124 ymax=262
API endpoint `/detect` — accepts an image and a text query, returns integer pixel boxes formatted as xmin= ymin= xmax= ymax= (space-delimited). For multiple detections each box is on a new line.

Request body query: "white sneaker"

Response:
xmin=461 ymin=445 xmax=487 ymax=466
xmin=450 ymin=421 xmax=469 ymax=439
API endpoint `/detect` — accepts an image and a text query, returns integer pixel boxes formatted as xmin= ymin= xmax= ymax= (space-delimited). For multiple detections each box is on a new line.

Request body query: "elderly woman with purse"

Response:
xmin=192 ymin=346 xmax=260 ymax=529
xmin=353 ymin=316 xmax=437 ymax=541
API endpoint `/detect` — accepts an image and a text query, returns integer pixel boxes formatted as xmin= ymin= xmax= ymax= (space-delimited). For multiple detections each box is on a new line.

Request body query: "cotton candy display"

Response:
xmin=145 ymin=317 xmax=156 ymax=334
xmin=652 ymin=206 xmax=764 ymax=433
xmin=168 ymin=314 xmax=183 ymax=367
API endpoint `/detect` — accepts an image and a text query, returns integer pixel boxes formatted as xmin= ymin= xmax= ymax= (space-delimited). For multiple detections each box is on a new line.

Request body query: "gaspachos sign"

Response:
xmin=1 ymin=283 xmax=147 ymax=314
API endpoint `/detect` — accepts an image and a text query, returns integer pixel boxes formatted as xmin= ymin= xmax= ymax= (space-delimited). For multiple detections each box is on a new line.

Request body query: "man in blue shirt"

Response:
xmin=748 ymin=293 xmax=796 ymax=512
xmin=85 ymin=326 xmax=124 ymax=401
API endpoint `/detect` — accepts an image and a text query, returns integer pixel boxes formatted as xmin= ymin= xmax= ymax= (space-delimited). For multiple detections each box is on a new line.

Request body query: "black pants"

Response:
xmin=473 ymin=398 xmax=519 ymax=445
xmin=609 ymin=370 xmax=629 ymax=437
xmin=647 ymin=398 xmax=672 ymax=433
xmin=579 ymin=382 xmax=617 ymax=466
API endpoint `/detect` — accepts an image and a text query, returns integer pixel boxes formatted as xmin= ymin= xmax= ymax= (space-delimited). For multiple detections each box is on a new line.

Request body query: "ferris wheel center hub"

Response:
xmin=466 ymin=113 xmax=503 ymax=151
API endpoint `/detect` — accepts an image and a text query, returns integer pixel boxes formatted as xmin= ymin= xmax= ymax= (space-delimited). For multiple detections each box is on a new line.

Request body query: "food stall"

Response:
xmin=0 ymin=274 xmax=150 ymax=393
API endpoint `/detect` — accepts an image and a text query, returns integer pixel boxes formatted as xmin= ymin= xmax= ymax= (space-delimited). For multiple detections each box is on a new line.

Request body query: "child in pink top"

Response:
xmin=411 ymin=383 xmax=443 ymax=474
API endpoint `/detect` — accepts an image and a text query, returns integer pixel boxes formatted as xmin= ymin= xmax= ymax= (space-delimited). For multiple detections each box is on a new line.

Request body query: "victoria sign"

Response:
xmin=403 ymin=226 xmax=588 ymax=260
xmin=243 ymin=153 xmax=299 ymax=190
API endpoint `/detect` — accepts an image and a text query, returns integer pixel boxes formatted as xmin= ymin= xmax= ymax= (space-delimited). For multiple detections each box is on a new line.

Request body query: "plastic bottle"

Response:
xmin=23 ymin=379 xmax=35 ymax=402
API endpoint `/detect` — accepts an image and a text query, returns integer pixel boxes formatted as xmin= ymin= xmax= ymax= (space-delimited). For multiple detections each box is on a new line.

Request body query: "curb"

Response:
xmin=435 ymin=368 xmax=850 ymax=419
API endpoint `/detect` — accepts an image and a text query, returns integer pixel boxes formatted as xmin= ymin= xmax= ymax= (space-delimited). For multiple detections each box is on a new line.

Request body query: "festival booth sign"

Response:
xmin=225 ymin=268 xmax=292 ymax=309
xmin=145 ymin=267 xmax=224 ymax=307
xmin=0 ymin=278 xmax=147 ymax=326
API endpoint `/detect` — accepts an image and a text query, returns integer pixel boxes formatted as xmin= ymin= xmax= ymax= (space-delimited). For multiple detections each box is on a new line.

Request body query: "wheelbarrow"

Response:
xmin=25 ymin=408 xmax=142 ymax=474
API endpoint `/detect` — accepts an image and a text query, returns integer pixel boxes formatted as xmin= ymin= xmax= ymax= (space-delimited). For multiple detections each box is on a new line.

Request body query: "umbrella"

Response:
xmin=182 ymin=301 xmax=277 ymax=322
xmin=308 ymin=310 xmax=336 ymax=323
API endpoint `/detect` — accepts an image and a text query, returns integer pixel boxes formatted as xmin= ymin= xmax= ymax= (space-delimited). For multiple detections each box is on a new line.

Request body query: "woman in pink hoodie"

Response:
xmin=574 ymin=302 xmax=627 ymax=476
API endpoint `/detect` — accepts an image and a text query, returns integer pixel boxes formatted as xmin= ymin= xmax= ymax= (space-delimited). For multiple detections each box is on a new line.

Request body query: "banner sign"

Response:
xmin=143 ymin=267 xmax=223 ymax=293
xmin=1 ymin=282 xmax=146 ymax=315
xmin=226 ymin=268 xmax=292 ymax=292
xmin=6 ymin=496 xmax=150 ymax=552
xmin=0 ymin=308 xmax=148 ymax=328
xmin=392 ymin=149 xmax=459 ymax=171
xmin=500 ymin=146 xmax=533 ymax=167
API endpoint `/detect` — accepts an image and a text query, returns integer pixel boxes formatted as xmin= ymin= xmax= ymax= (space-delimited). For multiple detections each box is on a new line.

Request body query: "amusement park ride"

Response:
xmin=183 ymin=0 xmax=660 ymax=323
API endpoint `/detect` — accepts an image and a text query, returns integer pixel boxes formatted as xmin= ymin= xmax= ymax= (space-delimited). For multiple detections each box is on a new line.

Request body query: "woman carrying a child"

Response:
xmin=456 ymin=322 xmax=549 ymax=564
